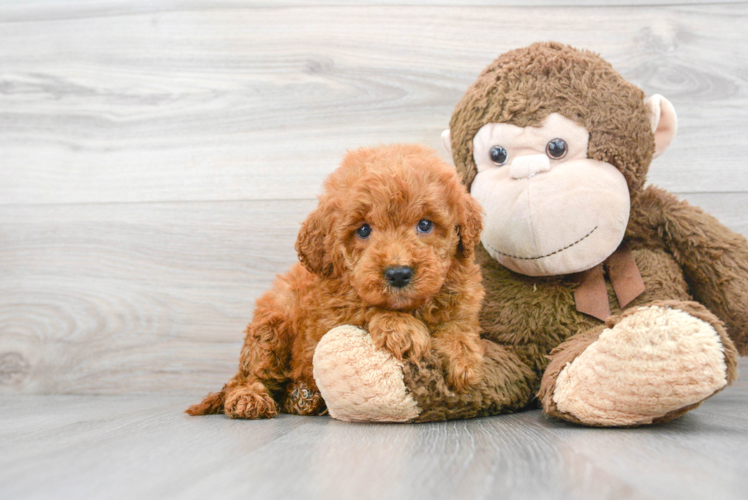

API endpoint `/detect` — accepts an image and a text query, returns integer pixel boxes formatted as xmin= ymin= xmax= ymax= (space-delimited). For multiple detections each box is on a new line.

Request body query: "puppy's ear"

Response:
xmin=456 ymin=193 xmax=484 ymax=259
xmin=295 ymin=202 xmax=339 ymax=277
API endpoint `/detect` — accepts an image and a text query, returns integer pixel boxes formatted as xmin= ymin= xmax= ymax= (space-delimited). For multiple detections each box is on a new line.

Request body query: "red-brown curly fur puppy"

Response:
xmin=187 ymin=144 xmax=485 ymax=419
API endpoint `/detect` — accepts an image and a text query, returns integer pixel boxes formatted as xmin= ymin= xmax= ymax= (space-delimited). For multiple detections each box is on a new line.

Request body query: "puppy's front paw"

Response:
xmin=446 ymin=353 xmax=483 ymax=393
xmin=433 ymin=335 xmax=484 ymax=393
xmin=224 ymin=382 xmax=278 ymax=419
xmin=368 ymin=312 xmax=431 ymax=362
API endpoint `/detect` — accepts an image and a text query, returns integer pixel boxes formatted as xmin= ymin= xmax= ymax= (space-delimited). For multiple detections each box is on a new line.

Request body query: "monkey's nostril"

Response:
xmin=384 ymin=266 xmax=413 ymax=288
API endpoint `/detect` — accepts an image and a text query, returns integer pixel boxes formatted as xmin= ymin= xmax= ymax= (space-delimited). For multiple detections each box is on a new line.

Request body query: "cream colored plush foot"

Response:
xmin=553 ymin=305 xmax=729 ymax=426
xmin=313 ymin=325 xmax=421 ymax=422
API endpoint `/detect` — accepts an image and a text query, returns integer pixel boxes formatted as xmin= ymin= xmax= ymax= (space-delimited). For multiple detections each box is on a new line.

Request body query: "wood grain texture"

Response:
xmin=1 ymin=193 xmax=746 ymax=395
xmin=0 ymin=199 xmax=316 ymax=394
xmin=0 ymin=3 xmax=747 ymax=205
xmin=2 ymin=2 xmax=747 ymax=497
xmin=3 ymin=0 xmax=747 ymax=20
xmin=1 ymin=1 xmax=748 ymax=395
xmin=2 ymin=366 xmax=748 ymax=500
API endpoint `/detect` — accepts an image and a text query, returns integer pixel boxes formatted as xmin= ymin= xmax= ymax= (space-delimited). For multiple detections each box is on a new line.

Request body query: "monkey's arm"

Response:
xmin=402 ymin=339 xmax=536 ymax=422
xmin=633 ymin=186 xmax=748 ymax=354
xmin=400 ymin=244 xmax=541 ymax=421
xmin=313 ymin=325 xmax=536 ymax=422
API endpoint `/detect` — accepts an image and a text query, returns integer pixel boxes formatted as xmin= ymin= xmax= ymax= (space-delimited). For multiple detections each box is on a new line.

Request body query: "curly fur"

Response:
xmin=187 ymin=144 xmax=485 ymax=419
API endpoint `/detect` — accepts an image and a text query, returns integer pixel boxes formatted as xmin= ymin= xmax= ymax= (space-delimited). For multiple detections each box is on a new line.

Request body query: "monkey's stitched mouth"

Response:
xmin=485 ymin=226 xmax=598 ymax=261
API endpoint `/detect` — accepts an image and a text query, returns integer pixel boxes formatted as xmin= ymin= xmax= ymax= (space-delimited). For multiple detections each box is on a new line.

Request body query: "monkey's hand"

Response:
xmin=644 ymin=186 xmax=748 ymax=354
xmin=368 ymin=311 xmax=431 ymax=363
xmin=432 ymin=325 xmax=484 ymax=393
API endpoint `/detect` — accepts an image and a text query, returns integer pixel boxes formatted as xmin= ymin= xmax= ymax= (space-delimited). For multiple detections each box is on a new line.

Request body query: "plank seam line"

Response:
xmin=0 ymin=2 xmax=747 ymax=27
xmin=0 ymin=198 xmax=319 ymax=209
xmin=3 ymin=192 xmax=746 ymax=209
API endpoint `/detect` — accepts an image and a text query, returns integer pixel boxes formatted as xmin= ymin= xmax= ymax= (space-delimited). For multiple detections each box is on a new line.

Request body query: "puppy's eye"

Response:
xmin=490 ymin=145 xmax=508 ymax=166
xmin=416 ymin=219 xmax=433 ymax=234
xmin=546 ymin=138 xmax=568 ymax=159
xmin=356 ymin=224 xmax=372 ymax=239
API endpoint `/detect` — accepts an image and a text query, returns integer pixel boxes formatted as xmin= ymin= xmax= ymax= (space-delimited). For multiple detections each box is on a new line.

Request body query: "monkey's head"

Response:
xmin=443 ymin=42 xmax=677 ymax=277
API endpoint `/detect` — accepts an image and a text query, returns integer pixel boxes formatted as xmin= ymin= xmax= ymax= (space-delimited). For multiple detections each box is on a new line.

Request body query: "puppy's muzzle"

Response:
xmin=385 ymin=266 xmax=413 ymax=288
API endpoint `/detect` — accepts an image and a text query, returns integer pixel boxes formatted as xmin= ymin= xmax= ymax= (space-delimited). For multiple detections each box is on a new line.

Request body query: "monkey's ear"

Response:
xmin=441 ymin=129 xmax=453 ymax=159
xmin=456 ymin=193 xmax=484 ymax=259
xmin=295 ymin=204 xmax=336 ymax=277
xmin=645 ymin=95 xmax=678 ymax=159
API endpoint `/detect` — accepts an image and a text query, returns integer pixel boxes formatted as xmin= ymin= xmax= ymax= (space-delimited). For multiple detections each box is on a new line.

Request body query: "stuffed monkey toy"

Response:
xmin=313 ymin=42 xmax=748 ymax=426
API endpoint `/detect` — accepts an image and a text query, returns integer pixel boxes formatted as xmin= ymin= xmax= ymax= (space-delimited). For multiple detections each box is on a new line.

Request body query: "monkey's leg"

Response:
xmin=313 ymin=325 xmax=536 ymax=422
xmin=539 ymin=300 xmax=739 ymax=427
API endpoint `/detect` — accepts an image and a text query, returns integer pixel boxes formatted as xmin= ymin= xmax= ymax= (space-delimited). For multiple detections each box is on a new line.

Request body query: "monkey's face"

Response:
xmin=470 ymin=113 xmax=630 ymax=276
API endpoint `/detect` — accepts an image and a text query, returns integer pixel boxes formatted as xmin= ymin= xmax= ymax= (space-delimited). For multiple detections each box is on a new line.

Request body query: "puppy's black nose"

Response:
xmin=385 ymin=266 xmax=413 ymax=288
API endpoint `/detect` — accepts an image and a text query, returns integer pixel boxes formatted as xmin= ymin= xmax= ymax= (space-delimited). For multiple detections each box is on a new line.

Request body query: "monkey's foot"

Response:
xmin=543 ymin=302 xmax=737 ymax=426
xmin=313 ymin=325 xmax=421 ymax=422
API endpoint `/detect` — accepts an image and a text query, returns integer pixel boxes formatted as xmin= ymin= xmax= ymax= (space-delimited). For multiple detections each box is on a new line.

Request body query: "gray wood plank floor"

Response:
xmin=2 ymin=360 xmax=748 ymax=500
xmin=2 ymin=2 xmax=748 ymax=497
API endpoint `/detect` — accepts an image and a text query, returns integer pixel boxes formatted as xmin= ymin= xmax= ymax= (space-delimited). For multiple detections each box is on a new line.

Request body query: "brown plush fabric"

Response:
xmin=401 ymin=42 xmax=748 ymax=425
xmin=406 ymin=338 xmax=536 ymax=422
xmin=628 ymin=187 xmax=748 ymax=355
xmin=403 ymin=189 xmax=745 ymax=423
xmin=537 ymin=324 xmax=607 ymax=425
xmin=450 ymin=41 xmax=654 ymax=194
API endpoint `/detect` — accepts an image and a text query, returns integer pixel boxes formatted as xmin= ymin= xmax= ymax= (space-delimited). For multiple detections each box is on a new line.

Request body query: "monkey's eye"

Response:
xmin=356 ymin=224 xmax=372 ymax=239
xmin=546 ymin=138 xmax=568 ymax=159
xmin=416 ymin=219 xmax=434 ymax=234
xmin=489 ymin=145 xmax=508 ymax=165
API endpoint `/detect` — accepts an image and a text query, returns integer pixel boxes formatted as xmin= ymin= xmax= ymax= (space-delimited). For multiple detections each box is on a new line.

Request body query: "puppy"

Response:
xmin=187 ymin=144 xmax=485 ymax=419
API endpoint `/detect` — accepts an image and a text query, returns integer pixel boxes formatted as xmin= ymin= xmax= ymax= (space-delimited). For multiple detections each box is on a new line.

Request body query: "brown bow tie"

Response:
xmin=571 ymin=242 xmax=645 ymax=321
